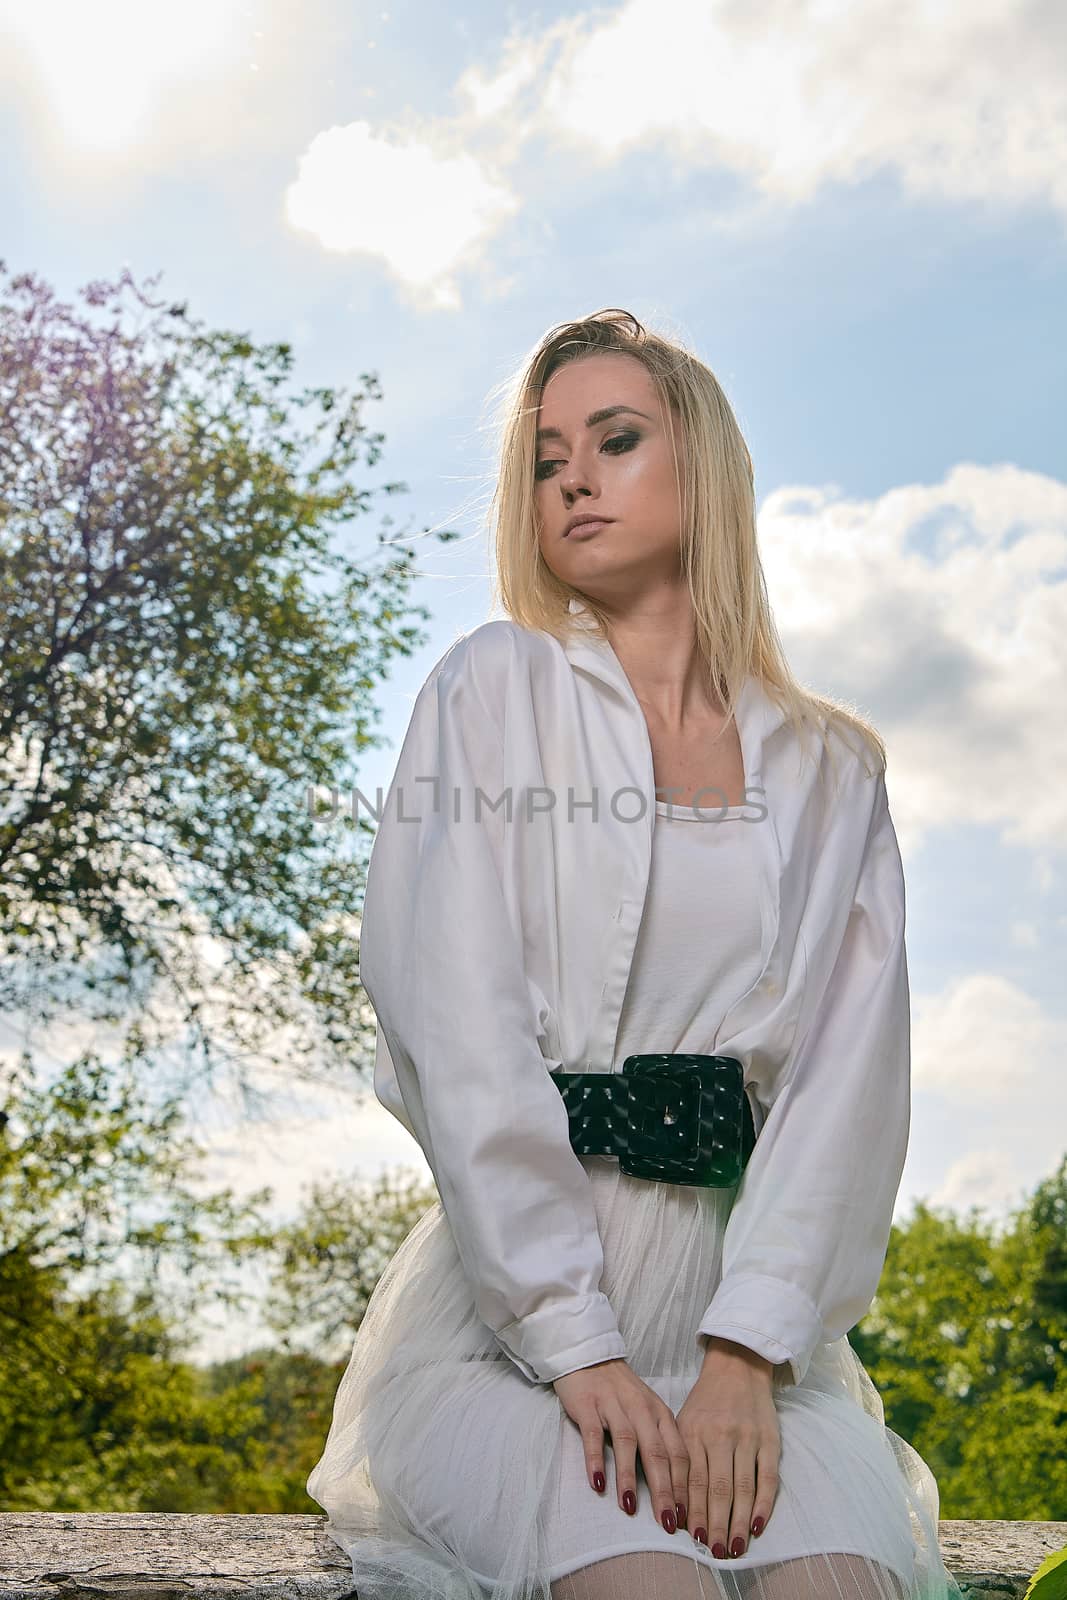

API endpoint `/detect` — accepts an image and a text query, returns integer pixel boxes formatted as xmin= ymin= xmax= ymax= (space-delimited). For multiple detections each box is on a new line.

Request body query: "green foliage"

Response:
xmin=1023 ymin=1543 xmax=1067 ymax=1600
xmin=851 ymin=1153 xmax=1067 ymax=1518
xmin=0 ymin=261 xmax=449 ymax=1514
xmin=5 ymin=1291 xmax=272 ymax=1512
xmin=0 ymin=260 xmax=444 ymax=1095
xmin=202 ymin=1345 xmax=358 ymax=1511
xmin=262 ymin=1167 xmax=439 ymax=1357
xmin=0 ymin=1049 xmax=276 ymax=1508
xmin=0 ymin=1044 xmax=439 ymax=1510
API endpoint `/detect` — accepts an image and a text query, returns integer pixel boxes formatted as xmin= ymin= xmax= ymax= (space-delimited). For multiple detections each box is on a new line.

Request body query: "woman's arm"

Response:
xmin=358 ymin=624 xmax=627 ymax=1385
xmin=697 ymin=760 xmax=911 ymax=1388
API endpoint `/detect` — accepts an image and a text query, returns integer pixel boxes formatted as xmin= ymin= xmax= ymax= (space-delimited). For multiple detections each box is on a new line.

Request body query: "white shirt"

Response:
xmin=358 ymin=598 xmax=911 ymax=1389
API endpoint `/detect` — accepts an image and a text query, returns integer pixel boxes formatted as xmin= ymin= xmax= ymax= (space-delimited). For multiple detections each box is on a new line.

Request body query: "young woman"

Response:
xmin=307 ymin=311 xmax=963 ymax=1600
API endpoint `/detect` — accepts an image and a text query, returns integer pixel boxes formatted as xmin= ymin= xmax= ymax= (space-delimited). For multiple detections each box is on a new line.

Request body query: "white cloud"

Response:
xmin=284 ymin=120 xmax=519 ymax=311
xmin=924 ymin=1147 xmax=1030 ymax=1220
xmin=755 ymin=462 xmax=1067 ymax=854
xmin=911 ymin=971 xmax=1064 ymax=1102
xmin=1034 ymin=857 xmax=1060 ymax=895
xmin=9 ymin=0 xmax=1062 ymax=298
xmin=282 ymin=0 xmax=1065 ymax=305
xmin=186 ymin=1076 xmax=432 ymax=1222
xmin=458 ymin=0 xmax=1067 ymax=218
xmin=900 ymin=971 xmax=1066 ymax=1229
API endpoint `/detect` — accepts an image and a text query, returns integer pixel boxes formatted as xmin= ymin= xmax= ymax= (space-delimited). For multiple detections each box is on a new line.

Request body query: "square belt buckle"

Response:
xmin=625 ymin=1070 xmax=702 ymax=1162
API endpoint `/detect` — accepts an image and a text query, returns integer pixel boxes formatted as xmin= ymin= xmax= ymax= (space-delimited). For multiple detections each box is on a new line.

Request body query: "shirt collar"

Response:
xmin=561 ymin=594 xmax=786 ymax=785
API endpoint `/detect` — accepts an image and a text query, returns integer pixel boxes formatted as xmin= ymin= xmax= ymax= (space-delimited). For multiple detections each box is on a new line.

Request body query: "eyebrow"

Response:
xmin=535 ymin=404 xmax=654 ymax=444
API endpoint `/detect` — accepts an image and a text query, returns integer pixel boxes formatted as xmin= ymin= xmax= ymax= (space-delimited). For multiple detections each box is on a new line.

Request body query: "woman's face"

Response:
xmin=533 ymin=351 xmax=685 ymax=607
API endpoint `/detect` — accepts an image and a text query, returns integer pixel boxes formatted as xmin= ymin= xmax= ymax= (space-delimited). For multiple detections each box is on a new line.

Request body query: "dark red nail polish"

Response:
xmin=593 ymin=1471 xmax=605 ymax=1493
xmin=712 ymin=1542 xmax=727 ymax=1558
xmin=751 ymin=1515 xmax=765 ymax=1537
xmin=661 ymin=1509 xmax=676 ymax=1533
xmin=693 ymin=1528 xmax=708 ymax=1546
xmin=675 ymin=1503 xmax=687 ymax=1528
xmin=731 ymin=1536 xmax=746 ymax=1558
xmin=623 ymin=1490 xmax=637 ymax=1515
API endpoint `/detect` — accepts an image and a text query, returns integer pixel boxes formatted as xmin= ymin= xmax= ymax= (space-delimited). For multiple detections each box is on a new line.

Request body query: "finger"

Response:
xmin=705 ymin=1440 xmax=736 ymax=1560
xmin=683 ymin=1440 xmax=710 ymax=1547
xmin=580 ymin=1414 xmax=607 ymax=1496
xmin=658 ymin=1412 xmax=691 ymax=1531
xmin=750 ymin=1436 xmax=781 ymax=1539
xmin=726 ymin=1435 xmax=758 ymax=1558
xmin=638 ymin=1415 xmax=679 ymax=1534
xmin=605 ymin=1409 xmax=640 ymax=1518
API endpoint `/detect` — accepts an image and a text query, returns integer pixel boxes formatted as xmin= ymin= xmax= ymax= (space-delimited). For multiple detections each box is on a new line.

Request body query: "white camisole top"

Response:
xmin=612 ymin=797 xmax=764 ymax=1067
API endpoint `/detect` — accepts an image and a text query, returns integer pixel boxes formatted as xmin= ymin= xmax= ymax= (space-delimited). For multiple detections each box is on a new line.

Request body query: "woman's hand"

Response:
xmin=552 ymin=1358 xmax=691 ymax=1536
xmin=675 ymin=1336 xmax=781 ymax=1558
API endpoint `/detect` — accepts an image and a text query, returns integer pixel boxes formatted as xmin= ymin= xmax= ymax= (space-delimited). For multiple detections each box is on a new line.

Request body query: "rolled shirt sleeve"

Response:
xmin=358 ymin=625 xmax=626 ymax=1385
xmin=697 ymin=758 xmax=911 ymax=1388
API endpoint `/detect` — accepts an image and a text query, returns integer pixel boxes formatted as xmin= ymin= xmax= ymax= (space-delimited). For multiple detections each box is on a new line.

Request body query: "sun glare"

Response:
xmin=5 ymin=0 xmax=254 ymax=153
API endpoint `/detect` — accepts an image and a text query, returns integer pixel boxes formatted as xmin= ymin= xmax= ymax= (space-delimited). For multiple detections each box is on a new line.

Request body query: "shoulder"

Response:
xmin=793 ymin=711 xmax=892 ymax=877
xmin=438 ymin=618 xmax=528 ymax=674
xmin=824 ymin=722 xmax=902 ymax=905
xmin=807 ymin=706 xmax=887 ymax=807
xmin=414 ymin=620 xmax=548 ymax=733
xmin=429 ymin=618 xmax=548 ymax=697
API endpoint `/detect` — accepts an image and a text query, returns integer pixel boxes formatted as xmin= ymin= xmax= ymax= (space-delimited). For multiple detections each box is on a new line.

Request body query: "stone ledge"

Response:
xmin=0 ymin=1514 xmax=1064 ymax=1599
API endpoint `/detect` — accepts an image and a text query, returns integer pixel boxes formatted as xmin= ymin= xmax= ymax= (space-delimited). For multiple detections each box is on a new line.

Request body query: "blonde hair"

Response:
xmin=486 ymin=308 xmax=886 ymax=785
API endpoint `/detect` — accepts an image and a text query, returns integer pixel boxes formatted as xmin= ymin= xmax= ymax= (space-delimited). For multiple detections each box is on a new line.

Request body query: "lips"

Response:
xmin=565 ymin=517 xmax=614 ymax=538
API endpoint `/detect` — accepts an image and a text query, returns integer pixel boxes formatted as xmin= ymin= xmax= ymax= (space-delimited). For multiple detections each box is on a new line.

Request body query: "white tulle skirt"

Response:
xmin=307 ymin=1156 xmax=964 ymax=1600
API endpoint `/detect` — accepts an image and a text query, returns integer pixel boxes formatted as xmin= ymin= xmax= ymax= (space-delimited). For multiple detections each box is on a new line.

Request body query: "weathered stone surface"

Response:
xmin=0 ymin=1514 xmax=1064 ymax=1599
xmin=0 ymin=1516 xmax=354 ymax=1600
xmin=936 ymin=1521 xmax=1067 ymax=1597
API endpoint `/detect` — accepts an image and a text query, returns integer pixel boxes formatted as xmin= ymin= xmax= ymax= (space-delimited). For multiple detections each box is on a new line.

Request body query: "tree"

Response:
xmin=0 ymin=1048 xmax=275 ymax=1507
xmin=264 ymin=1167 xmax=440 ymax=1358
xmin=852 ymin=1155 xmax=1067 ymax=1518
xmin=0 ymin=261 xmax=446 ymax=1103
xmin=0 ymin=1044 xmax=437 ymax=1512
xmin=0 ymin=261 xmax=455 ymax=1512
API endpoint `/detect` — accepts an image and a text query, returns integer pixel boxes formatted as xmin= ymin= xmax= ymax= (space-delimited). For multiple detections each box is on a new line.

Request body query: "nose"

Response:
xmin=561 ymin=477 xmax=591 ymax=499
xmin=558 ymin=454 xmax=599 ymax=500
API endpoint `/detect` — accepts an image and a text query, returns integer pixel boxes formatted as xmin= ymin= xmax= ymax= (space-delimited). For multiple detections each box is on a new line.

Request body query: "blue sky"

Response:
xmin=2 ymin=0 xmax=1065 ymax=1362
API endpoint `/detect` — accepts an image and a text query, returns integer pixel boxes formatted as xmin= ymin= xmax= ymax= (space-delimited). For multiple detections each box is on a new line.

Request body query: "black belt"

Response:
xmin=552 ymin=1053 xmax=756 ymax=1188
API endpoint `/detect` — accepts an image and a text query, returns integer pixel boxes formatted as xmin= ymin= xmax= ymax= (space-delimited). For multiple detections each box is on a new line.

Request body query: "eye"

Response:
xmin=534 ymin=430 xmax=639 ymax=482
